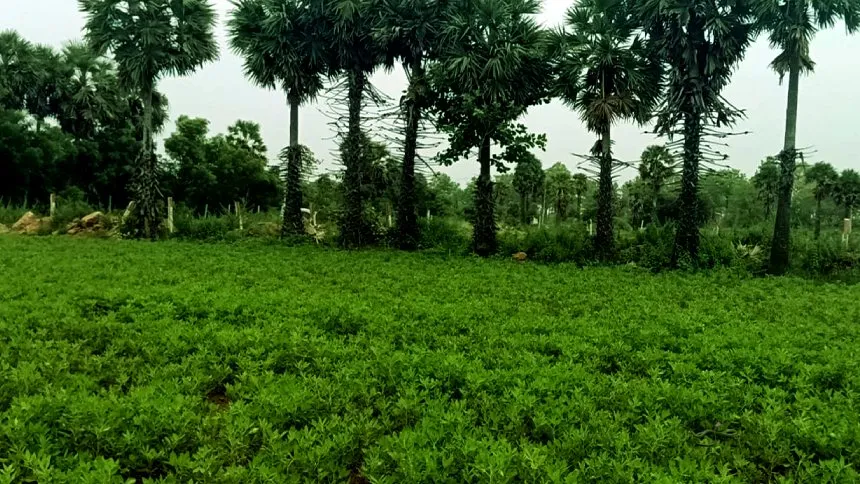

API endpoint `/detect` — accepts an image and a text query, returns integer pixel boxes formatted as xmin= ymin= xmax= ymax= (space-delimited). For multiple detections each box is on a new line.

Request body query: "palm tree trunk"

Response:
xmin=814 ymin=197 xmax=822 ymax=239
xmin=595 ymin=128 xmax=614 ymax=259
xmin=768 ymin=58 xmax=800 ymax=275
xmin=282 ymin=92 xmax=304 ymax=237
xmin=340 ymin=70 xmax=370 ymax=247
xmin=397 ymin=58 xmax=423 ymax=250
xmin=473 ymin=136 xmax=496 ymax=256
xmin=673 ymin=110 xmax=702 ymax=265
xmin=134 ymin=81 xmax=160 ymax=239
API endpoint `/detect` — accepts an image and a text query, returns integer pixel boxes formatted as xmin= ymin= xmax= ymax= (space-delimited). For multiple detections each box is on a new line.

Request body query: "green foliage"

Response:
xmin=835 ymin=169 xmax=860 ymax=218
xmin=3 ymin=237 xmax=860 ymax=481
xmin=512 ymin=151 xmax=544 ymax=224
xmin=430 ymin=0 xmax=552 ymax=256
xmin=80 ymin=0 xmax=219 ymax=239
xmin=752 ymin=157 xmax=781 ymax=218
xmin=162 ymin=116 xmax=282 ymax=214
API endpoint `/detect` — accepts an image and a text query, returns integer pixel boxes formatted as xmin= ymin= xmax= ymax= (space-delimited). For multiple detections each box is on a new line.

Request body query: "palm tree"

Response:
xmin=571 ymin=173 xmax=589 ymax=220
xmin=804 ymin=162 xmax=838 ymax=239
xmin=553 ymin=0 xmax=661 ymax=259
xmin=430 ymin=0 xmax=552 ymax=256
xmin=24 ymin=45 xmax=65 ymax=133
xmin=57 ymin=41 xmax=119 ymax=140
xmin=761 ymin=0 xmax=860 ymax=274
xmin=306 ymin=0 xmax=383 ymax=247
xmin=373 ymin=0 xmax=445 ymax=249
xmin=228 ymin=0 xmax=328 ymax=237
xmin=638 ymin=145 xmax=675 ymax=225
xmin=0 ymin=31 xmax=33 ymax=111
xmin=637 ymin=0 xmax=755 ymax=265
xmin=80 ymin=0 xmax=218 ymax=239
xmin=545 ymin=162 xmax=573 ymax=222
xmin=752 ymin=157 xmax=780 ymax=219
xmin=835 ymin=169 xmax=860 ymax=220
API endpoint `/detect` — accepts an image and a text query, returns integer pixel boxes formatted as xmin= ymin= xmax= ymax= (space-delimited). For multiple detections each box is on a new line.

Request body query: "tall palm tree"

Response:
xmin=638 ymin=145 xmax=675 ymax=225
xmin=80 ymin=0 xmax=218 ymax=239
xmin=306 ymin=0 xmax=383 ymax=247
xmin=553 ymin=0 xmax=661 ymax=259
xmin=637 ymin=0 xmax=755 ymax=265
xmin=373 ymin=0 xmax=445 ymax=249
xmin=430 ymin=0 xmax=552 ymax=256
xmin=761 ymin=0 xmax=860 ymax=274
xmin=805 ymin=162 xmax=838 ymax=239
xmin=228 ymin=0 xmax=328 ymax=237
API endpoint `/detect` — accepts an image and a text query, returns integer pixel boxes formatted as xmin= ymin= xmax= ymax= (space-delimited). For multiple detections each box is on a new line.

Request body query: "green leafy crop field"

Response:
xmin=1 ymin=237 xmax=859 ymax=483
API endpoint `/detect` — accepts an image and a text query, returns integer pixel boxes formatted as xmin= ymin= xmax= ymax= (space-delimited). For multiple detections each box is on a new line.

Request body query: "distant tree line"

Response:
xmin=2 ymin=0 xmax=859 ymax=273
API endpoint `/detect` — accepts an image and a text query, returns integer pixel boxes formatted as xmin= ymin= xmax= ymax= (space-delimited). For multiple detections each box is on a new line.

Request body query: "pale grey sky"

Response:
xmin=5 ymin=0 xmax=860 ymax=185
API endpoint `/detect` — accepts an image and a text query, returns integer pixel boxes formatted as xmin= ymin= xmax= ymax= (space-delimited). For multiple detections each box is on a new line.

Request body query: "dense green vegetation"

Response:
xmin=0 ymin=237 xmax=858 ymax=481
xmin=3 ymin=0 xmax=860 ymax=272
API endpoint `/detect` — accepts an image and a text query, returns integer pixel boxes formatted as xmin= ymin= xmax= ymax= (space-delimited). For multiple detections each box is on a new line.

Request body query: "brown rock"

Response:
xmin=67 ymin=227 xmax=80 ymax=235
xmin=12 ymin=211 xmax=47 ymax=235
xmin=81 ymin=211 xmax=105 ymax=228
xmin=512 ymin=251 xmax=528 ymax=262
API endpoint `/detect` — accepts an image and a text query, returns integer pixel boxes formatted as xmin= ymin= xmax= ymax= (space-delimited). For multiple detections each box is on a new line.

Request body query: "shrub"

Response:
xmin=419 ymin=218 xmax=471 ymax=253
xmin=498 ymin=223 xmax=592 ymax=263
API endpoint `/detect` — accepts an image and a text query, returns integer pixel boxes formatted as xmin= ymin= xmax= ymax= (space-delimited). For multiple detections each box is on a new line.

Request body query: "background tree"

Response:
xmin=553 ymin=0 xmax=661 ymax=258
xmin=759 ymin=0 xmax=860 ymax=274
xmin=638 ymin=145 xmax=675 ymax=225
xmin=571 ymin=173 xmax=589 ymax=221
xmin=512 ymin=151 xmax=545 ymax=224
xmin=752 ymin=157 xmax=780 ymax=219
xmin=835 ymin=169 xmax=860 ymax=220
xmin=373 ymin=0 xmax=445 ymax=249
xmin=545 ymin=163 xmax=574 ymax=222
xmin=0 ymin=31 xmax=33 ymax=111
xmin=638 ymin=0 xmax=755 ymax=264
xmin=80 ymin=0 xmax=218 ymax=238
xmin=163 ymin=116 xmax=281 ymax=213
xmin=805 ymin=162 xmax=839 ymax=238
xmin=56 ymin=41 xmax=119 ymax=140
xmin=228 ymin=0 xmax=328 ymax=237
xmin=430 ymin=0 xmax=552 ymax=256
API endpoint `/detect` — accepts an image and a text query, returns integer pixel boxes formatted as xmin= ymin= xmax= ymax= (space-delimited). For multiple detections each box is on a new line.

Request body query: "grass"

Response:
xmin=1 ymin=236 xmax=859 ymax=482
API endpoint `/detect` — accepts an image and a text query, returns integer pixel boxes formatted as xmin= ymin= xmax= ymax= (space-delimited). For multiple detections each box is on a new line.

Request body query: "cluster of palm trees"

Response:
xmin=76 ymin=0 xmax=858 ymax=272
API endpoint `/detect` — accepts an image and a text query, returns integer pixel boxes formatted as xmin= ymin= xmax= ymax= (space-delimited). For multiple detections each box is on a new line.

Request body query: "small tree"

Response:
xmin=752 ymin=157 xmax=780 ymax=219
xmin=545 ymin=163 xmax=574 ymax=222
xmin=513 ymin=151 xmax=544 ymax=224
xmin=835 ymin=169 xmax=860 ymax=220
xmin=638 ymin=145 xmax=675 ymax=225
xmin=571 ymin=173 xmax=589 ymax=221
xmin=805 ymin=162 xmax=839 ymax=238
xmin=81 ymin=0 xmax=218 ymax=238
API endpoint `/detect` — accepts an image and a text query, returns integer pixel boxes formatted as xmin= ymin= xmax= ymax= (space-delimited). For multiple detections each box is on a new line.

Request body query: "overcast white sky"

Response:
xmin=5 ymin=0 xmax=860 ymax=185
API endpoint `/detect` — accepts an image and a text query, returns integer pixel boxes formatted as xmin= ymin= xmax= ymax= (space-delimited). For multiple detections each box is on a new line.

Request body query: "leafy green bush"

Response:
xmin=419 ymin=217 xmax=470 ymax=253
xmin=0 ymin=202 xmax=27 ymax=225
xmin=498 ymin=223 xmax=592 ymax=263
